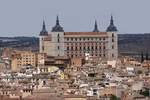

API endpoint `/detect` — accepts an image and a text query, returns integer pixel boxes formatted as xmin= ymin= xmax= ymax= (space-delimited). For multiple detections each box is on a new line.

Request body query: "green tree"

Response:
xmin=110 ymin=95 xmax=120 ymax=100
xmin=140 ymin=89 xmax=149 ymax=97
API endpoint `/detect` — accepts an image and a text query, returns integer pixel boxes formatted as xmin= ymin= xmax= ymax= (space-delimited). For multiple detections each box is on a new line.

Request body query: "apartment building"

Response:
xmin=11 ymin=50 xmax=45 ymax=71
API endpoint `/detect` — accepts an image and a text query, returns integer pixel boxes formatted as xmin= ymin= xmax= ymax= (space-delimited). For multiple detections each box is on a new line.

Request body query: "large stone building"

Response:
xmin=39 ymin=16 xmax=118 ymax=61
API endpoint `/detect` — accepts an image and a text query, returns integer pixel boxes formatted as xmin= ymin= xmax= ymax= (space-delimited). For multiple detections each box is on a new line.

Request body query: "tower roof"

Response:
xmin=40 ymin=20 xmax=48 ymax=36
xmin=51 ymin=16 xmax=64 ymax=32
xmin=93 ymin=20 xmax=99 ymax=32
xmin=106 ymin=15 xmax=118 ymax=32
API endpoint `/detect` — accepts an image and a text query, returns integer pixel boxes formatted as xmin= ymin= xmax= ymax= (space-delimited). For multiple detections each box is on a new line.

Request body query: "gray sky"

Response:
xmin=0 ymin=0 xmax=150 ymax=36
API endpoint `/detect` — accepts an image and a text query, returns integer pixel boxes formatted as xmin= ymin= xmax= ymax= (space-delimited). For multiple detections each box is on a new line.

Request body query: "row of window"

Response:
xmin=66 ymin=52 xmax=106 ymax=55
xmin=67 ymin=54 xmax=106 ymax=58
xmin=17 ymin=58 xmax=35 ymax=60
xmin=67 ymin=53 xmax=115 ymax=58
xmin=66 ymin=46 xmax=106 ymax=50
xmin=22 ymin=60 xmax=35 ymax=62
xmin=65 ymin=37 xmax=106 ymax=41
xmin=17 ymin=63 xmax=35 ymax=66
xmin=22 ymin=54 xmax=35 ymax=57
xmin=66 ymin=42 xmax=106 ymax=45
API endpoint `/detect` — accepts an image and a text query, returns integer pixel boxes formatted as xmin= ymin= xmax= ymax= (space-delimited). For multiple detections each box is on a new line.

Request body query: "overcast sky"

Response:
xmin=0 ymin=0 xmax=150 ymax=36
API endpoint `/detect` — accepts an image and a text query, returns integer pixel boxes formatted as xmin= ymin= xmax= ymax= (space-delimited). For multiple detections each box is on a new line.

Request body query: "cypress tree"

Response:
xmin=146 ymin=52 xmax=149 ymax=60
xmin=141 ymin=52 xmax=144 ymax=63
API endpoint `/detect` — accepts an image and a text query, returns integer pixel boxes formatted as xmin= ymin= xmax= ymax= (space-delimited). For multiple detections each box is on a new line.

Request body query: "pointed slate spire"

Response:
xmin=51 ymin=15 xmax=64 ymax=32
xmin=56 ymin=15 xmax=60 ymax=25
xmin=40 ymin=20 xmax=48 ymax=36
xmin=42 ymin=20 xmax=46 ymax=30
xmin=110 ymin=15 xmax=114 ymax=26
xmin=93 ymin=20 xmax=99 ymax=32
xmin=106 ymin=15 xmax=118 ymax=32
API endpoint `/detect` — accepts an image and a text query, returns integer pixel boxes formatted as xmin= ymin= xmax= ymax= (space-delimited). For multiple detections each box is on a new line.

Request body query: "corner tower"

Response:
xmin=39 ymin=20 xmax=48 ymax=53
xmin=106 ymin=15 xmax=118 ymax=60
xmin=49 ymin=16 xmax=65 ymax=56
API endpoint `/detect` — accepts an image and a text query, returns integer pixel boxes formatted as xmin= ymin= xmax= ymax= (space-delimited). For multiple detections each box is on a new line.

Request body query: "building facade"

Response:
xmin=11 ymin=50 xmax=45 ymax=71
xmin=39 ymin=16 xmax=118 ymax=61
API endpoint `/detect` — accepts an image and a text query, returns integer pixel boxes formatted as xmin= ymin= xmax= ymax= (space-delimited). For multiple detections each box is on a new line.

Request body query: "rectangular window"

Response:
xmin=112 ymin=38 xmax=114 ymax=42
xmin=112 ymin=33 xmax=114 ymax=37
xmin=112 ymin=54 xmax=114 ymax=57
xmin=99 ymin=38 xmax=101 ymax=40
xmin=75 ymin=38 xmax=77 ymax=41
xmin=112 ymin=45 xmax=114 ymax=49
xmin=42 ymin=46 xmax=44 ymax=51
xmin=103 ymin=46 xmax=105 ymax=50
xmin=95 ymin=46 xmax=97 ymax=50
xmin=67 ymin=47 xmax=69 ymax=50
xmin=103 ymin=54 xmax=105 ymax=57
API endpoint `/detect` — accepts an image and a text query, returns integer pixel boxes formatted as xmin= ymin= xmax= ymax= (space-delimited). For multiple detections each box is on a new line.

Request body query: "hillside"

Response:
xmin=0 ymin=37 xmax=39 ymax=51
xmin=118 ymin=34 xmax=150 ymax=54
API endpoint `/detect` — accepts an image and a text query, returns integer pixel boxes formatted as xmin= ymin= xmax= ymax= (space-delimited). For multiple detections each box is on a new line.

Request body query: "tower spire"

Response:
xmin=43 ymin=20 xmax=46 ymax=30
xmin=93 ymin=20 xmax=99 ymax=32
xmin=40 ymin=20 xmax=48 ymax=36
xmin=51 ymin=15 xmax=64 ymax=32
xmin=56 ymin=15 xmax=60 ymax=25
xmin=110 ymin=15 xmax=114 ymax=25
xmin=106 ymin=15 xmax=118 ymax=32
